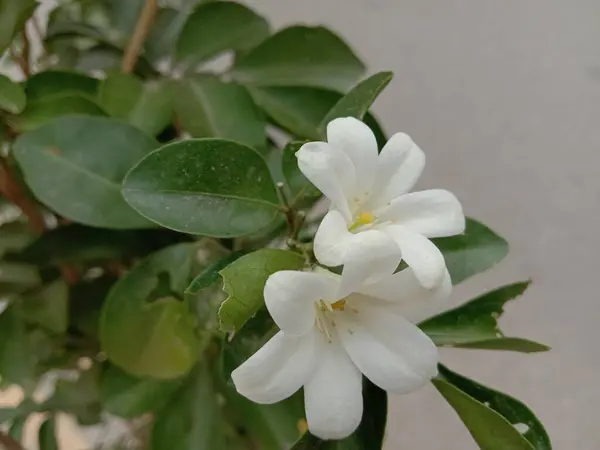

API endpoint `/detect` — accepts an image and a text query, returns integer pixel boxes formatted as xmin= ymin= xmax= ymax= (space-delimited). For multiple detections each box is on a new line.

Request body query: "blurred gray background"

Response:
xmin=245 ymin=0 xmax=600 ymax=448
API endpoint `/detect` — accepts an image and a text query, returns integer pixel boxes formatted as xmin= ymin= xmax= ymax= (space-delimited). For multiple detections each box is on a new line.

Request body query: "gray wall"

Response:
xmin=247 ymin=0 xmax=600 ymax=448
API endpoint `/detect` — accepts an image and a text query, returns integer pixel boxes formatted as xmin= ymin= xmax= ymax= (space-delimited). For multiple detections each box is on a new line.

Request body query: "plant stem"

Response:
xmin=0 ymin=159 xmax=45 ymax=232
xmin=276 ymin=182 xmax=296 ymax=236
xmin=121 ymin=0 xmax=158 ymax=73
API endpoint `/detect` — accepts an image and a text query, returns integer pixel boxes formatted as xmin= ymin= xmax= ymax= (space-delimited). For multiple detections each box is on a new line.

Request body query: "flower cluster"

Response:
xmin=232 ymin=117 xmax=465 ymax=439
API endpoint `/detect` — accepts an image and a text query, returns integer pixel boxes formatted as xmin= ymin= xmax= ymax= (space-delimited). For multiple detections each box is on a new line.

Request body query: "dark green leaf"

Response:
xmin=151 ymin=362 xmax=222 ymax=450
xmin=176 ymin=1 xmax=269 ymax=69
xmin=25 ymin=71 xmax=100 ymax=102
xmin=320 ymin=72 xmax=393 ymax=134
xmin=420 ymin=281 xmax=549 ymax=353
xmin=98 ymin=72 xmax=173 ymax=136
xmin=38 ymin=416 xmax=58 ymax=450
xmin=107 ymin=0 xmax=143 ymax=36
xmin=13 ymin=116 xmax=157 ymax=229
xmin=145 ymin=7 xmax=189 ymax=62
xmin=46 ymin=21 xmax=106 ymax=42
xmin=100 ymin=244 xmax=202 ymax=379
xmin=291 ymin=379 xmax=387 ymax=450
xmin=0 ymin=74 xmax=25 ymax=114
xmin=0 ymin=0 xmax=36 ymax=54
xmin=21 ymin=280 xmax=69 ymax=334
xmin=0 ymin=305 xmax=34 ymax=390
xmin=249 ymin=86 xmax=342 ymax=140
xmin=185 ymin=251 xmax=247 ymax=303
xmin=282 ymin=140 xmax=320 ymax=199
xmin=0 ymin=400 xmax=39 ymax=425
xmin=122 ymin=139 xmax=280 ymax=237
xmin=8 ymin=413 xmax=27 ymax=441
xmin=101 ymin=364 xmax=182 ymax=418
xmin=174 ymin=76 xmax=266 ymax=149
xmin=435 ymin=365 xmax=551 ymax=450
xmin=11 ymin=94 xmax=106 ymax=132
xmin=232 ymin=26 xmax=365 ymax=91
xmin=0 ymin=222 xmax=38 ymax=258
xmin=218 ymin=249 xmax=305 ymax=332
xmin=0 ymin=261 xmax=40 ymax=294
xmin=433 ymin=218 xmax=509 ymax=284
xmin=363 ymin=112 xmax=387 ymax=149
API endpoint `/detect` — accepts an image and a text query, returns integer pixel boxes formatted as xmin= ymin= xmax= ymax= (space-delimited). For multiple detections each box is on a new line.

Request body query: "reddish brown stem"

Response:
xmin=0 ymin=160 xmax=45 ymax=232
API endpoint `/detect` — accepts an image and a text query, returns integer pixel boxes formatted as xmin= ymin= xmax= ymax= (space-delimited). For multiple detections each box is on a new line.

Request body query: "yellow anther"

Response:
xmin=331 ymin=299 xmax=346 ymax=311
xmin=297 ymin=418 xmax=308 ymax=434
xmin=358 ymin=212 xmax=375 ymax=224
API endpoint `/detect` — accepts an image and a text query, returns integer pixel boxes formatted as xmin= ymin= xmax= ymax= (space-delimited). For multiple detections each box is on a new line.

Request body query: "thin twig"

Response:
xmin=276 ymin=182 xmax=296 ymax=235
xmin=0 ymin=160 xmax=45 ymax=232
xmin=121 ymin=0 xmax=158 ymax=73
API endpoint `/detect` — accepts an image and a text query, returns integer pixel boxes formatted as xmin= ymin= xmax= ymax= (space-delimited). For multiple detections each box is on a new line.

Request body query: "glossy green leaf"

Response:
xmin=420 ymin=281 xmax=549 ymax=353
xmin=0 ymin=305 xmax=34 ymax=390
xmin=11 ymin=94 xmax=106 ymax=132
xmin=434 ymin=365 xmax=550 ymax=450
xmin=101 ymin=365 xmax=182 ymax=418
xmin=291 ymin=379 xmax=387 ymax=449
xmin=320 ymin=71 xmax=393 ymax=133
xmin=0 ymin=74 xmax=25 ymax=114
xmin=281 ymin=140 xmax=320 ymax=200
xmin=151 ymin=362 xmax=222 ymax=450
xmin=174 ymin=76 xmax=266 ymax=149
xmin=123 ymin=139 xmax=280 ymax=237
xmin=25 ymin=71 xmax=100 ymax=102
xmin=218 ymin=249 xmax=305 ymax=332
xmin=21 ymin=280 xmax=69 ymax=334
xmin=38 ymin=416 xmax=59 ymax=450
xmin=13 ymin=116 xmax=157 ymax=229
xmin=249 ymin=86 xmax=342 ymax=140
xmin=232 ymin=26 xmax=365 ymax=91
xmin=98 ymin=72 xmax=173 ymax=136
xmin=176 ymin=1 xmax=269 ymax=68
xmin=0 ymin=0 xmax=36 ymax=54
xmin=100 ymin=244 xmax=201 ymax=379
xmin=434 ymin=218 xmax=509 ymax=284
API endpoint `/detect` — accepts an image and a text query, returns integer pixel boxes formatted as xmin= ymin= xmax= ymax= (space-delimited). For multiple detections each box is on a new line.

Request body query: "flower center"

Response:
xmin=348 ymin=212 xmax=376 ymax=231
xmin=314 ymin=299 xmax=358 ymax=342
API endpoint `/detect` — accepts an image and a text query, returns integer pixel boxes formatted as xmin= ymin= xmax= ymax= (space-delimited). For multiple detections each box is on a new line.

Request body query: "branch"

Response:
xmin=121 ymin=0 xmax=158 ymax=73
xmin=0 ymin=160 xmax=45 ymax=232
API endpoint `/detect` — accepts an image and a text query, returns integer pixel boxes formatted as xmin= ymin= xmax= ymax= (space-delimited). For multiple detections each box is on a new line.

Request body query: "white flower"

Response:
xmin=296 ymin=117 xmax=465 ymax=290
xmin=231 ymin=266 xmax=451 ymax=440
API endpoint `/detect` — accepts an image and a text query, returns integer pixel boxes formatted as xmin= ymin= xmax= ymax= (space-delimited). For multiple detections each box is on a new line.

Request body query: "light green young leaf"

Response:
xmin=98 ymin=72 xmax=173 ymax=136
xmin=100 ymin=243 xmax=202 ymax=379
xmin=175 ymin=1 xmax=269 ymax=69
xmin=319 ymin=71 xmax=393 ymax=134
xmin=123 ymin=139 xmax=280 ymax=237
xmin=434 ymin=365 xmax=551 ymax=450
xmin=218 ymin=249 xmax=305 ymax=332
xmin=21 ymin=280 xmax=69 ymax=334
xmin=0 ymin=74 xmax=25 ymax=114
xmin=232 ymin=26 xmax=366 ymax=91
xmin=13 ymin=116 xmax=157 ymax=229
xmin=174 ymin=76 xmax=266 ymax=149
xmin=38 ymin=416 xmax=59 ymax=450
xmin=420 ymin=281 xmax=549 ymax=353
xmin=0 ymin=0 xmax=36 ymax=54
xmin=433 ymin=218 xmax=509 ymax=284
xmin=248 ymin=86 xmax=342 ymax=140
xmin=25 ymin=71 xmax=100 ymax=102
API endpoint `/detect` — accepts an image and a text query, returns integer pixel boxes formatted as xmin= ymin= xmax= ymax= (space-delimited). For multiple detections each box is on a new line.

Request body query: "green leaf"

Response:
xmin=433 ymin=218 xmax=509 ymax=284
xmin=11 ymin=94 xmax=106 ymax=132
xmin=218 ymin=249 xmax=305 ymax=332
xmin=38 ymin=416 xmax=59 ymax=450
xmin=185 ymin=251 xmax=247 ymax=304
xmin=320 ymin=72 xmax=393 ymax=134
xmin=0 ymin=400 xmax=39 ymax=425
xmin=13 ymin=116 xmax=157 ymax=229
xmin=122 ymin=139 xmax=280 ymax=237
xmin=101 ymin=365 xmax=182 ymax=418
xmin=248 ymin=86 xmax=342 ymax=140
xmin=420 ymin=281 xmax=549 ymax=353
xmin=174 ymin=76 xmax=266 ymax=149
xmin=0 ymin=74 xmax=25 ymax=114
xmin=100 ymin=244 xmax=202 ymax=379
xmin=0 ymin=261 xmax=40 ymax=294
xmin=98 ymin=72 xmax=173 ymax=136
xmin=0 ymin=222 xmax=38 ymax=258
xmin=281 ymin=140 xmax=320 ymax=199
xmin=21 ymin=280 xmax=69 ymax=334
xmin=107 ymin=0 xmax=143 ymax=36
xmin=175 ymin=1 xmax=269 ymax=69
xmin=145 ymin=7 xmax=189 ymax=62
xmin=8 ymin=413 xmax=27 ymax=441
xmin=434 ymin=365 xmax=551 ymax=450
xmin=0 ymin=305 xmax=34 ymax=390
xmin=232 ymin=26 xmax=365 ymax=91
xmin=151 ymin=362 xmax=222 ymax=450
xmin=25 ymin=71 xmax=100 ymax=102
xmin=291 ymin=379 xmax=387 ymax=449
xmin=0 ymin=0 xmax=36 ymax=54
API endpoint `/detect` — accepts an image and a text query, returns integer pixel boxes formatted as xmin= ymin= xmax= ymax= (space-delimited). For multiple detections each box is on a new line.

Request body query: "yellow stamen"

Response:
xmin=331 ymin=299 xmax=346 ymax=311
xmin=297 ymin=419 xmax=308 ymax=434
xmin=358 ymin=212 xmax=375 ymax=224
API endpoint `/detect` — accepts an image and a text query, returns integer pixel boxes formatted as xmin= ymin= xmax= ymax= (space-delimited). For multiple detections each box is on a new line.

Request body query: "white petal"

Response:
xmin=337 ymin=229 xmax=402 ymax=298
xmin=372 ymin=133 xmax=425 ymax=206
xmin=265 ymin=271 xmax=339 ymax=335
xmin=232 ymin=331 xmax=319 ymax=404
xmin=339 ymin=306 xmax=438 ymax=394
xmin=304 ymin=338 xmax=363 ymax=440
xmin=375 ymin=189 xmax=465 ymax=237
xmin=327 ymin=117 xmax=378 ymax=194
xmin=296 ymin=141 xmax=356 ymax=221
xmin=313 ymin=210 xmax=354 ymax=267
xmin=382 ymin=225 xmax=446 ymax=289
xmin=357 ymin=268 xmax=452 ymax=323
